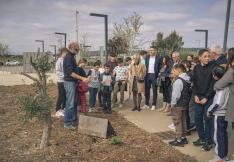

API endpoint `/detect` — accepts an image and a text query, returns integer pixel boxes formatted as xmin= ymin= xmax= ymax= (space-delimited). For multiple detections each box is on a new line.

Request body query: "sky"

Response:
xmin=0 ymin=0 xmax=233 ymax=54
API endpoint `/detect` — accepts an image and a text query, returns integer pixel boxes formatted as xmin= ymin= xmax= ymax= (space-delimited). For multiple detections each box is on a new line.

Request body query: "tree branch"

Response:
xmin=21 ymin=72 xmax=41 ymax=85
xmin=30 ymin=56 xmax=43 ymax=82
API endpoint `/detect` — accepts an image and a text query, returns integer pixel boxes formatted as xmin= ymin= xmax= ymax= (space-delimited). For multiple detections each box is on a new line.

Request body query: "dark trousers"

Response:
xmin=213 ymin=116 xmax=228 ymax=159
xmin=89 ymin=87 xmax=98 ymax=108
xmin=56 ymin=82 xmax=66 ymax=112
xmin=161 ymin=78 xmax=171 ymax=103
xmin=98 ymin=91 xmax=102 ymax=106
xmin=193 ymin=98 xmax=213 ymax=143
xmin=102 ymin=92 xmax=111 ymax=112
xmin=145 ymin=74 xmax=158 ymax=106
xmin=133 ymin=91 xmax=142 ymax=108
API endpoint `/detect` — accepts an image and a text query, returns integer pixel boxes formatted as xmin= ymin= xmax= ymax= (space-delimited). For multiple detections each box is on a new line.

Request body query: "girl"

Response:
xmin=76 ymin=58 xmax=88 ymax=113
xmin=129 ymin=54 xmax=146 ymax=111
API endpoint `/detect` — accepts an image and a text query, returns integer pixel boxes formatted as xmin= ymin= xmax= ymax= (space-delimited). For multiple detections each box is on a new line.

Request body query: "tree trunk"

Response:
xmin=40 ymin=112 xmax=52 ymax=149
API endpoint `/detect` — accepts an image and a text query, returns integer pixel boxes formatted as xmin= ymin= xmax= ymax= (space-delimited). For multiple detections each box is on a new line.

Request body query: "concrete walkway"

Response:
xmin=117 ymin=96 xmax=215 ymax=162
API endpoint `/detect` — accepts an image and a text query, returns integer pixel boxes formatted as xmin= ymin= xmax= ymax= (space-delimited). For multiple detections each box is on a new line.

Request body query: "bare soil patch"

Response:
xmin=0 ymin=84 xmax=197 ymax=162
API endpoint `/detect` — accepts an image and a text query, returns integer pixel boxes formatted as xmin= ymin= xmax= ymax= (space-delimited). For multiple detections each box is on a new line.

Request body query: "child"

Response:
xmin=87 ymin=61 xmax=100 ymax=112
xmin=129 ymin=54 xmax=145 ymax=111
xmin=192 ymin=49 xmax=216 ymax=151
xmin=208 ymin=66 xmax=229 ymax=162
xmin=55 ymin=48 xmax=68 ymax=118
xmin=112 ymin=58 xmax=129 ymax=108
xmin=100 ymin=64 xmax=114 ymax=114
xmin=97 ymin=60 xmax=104 ymax=108
xmin=169 ymin=63 xmax=191 ymax=147
xmin=76 ymin=58 xmax=88 ymax=113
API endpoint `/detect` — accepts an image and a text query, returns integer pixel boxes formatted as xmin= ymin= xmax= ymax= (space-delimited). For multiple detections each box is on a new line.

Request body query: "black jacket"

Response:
xmin=192 ymin=61 xmax=216 ymax=100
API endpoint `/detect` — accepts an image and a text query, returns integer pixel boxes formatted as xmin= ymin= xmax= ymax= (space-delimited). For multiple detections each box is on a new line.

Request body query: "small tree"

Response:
xmin=108 ymin=36 xmax=129 ymax=54
xmin=0 ymin=43 xmax=9 ymax=55
xmin=152 ymin=30 xmax=184 ymax=53
xmin=19 ymin=53 xmax=53 ymax=149
xmin=113 ymin=12 xmax=143 ymax=55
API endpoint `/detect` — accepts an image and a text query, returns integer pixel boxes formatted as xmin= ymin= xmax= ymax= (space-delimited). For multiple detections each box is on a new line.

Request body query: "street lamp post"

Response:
xmin=90 ymin=13 xmax=108 ymax=62
xmin=55 ymin=32 xmax=67 ymax=47
xmin=223 ymin=0 xmax=232 ymax=52
xmin=50 ymin=45 xmax=56 ymax=55
xmin=194 ymin=29 xmax=208 ymax=48
xmin=35 ymin=40 xmax=44 ymax=53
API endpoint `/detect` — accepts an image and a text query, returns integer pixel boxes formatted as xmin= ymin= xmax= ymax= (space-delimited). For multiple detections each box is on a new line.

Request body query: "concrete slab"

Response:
xmin=78 ymin=115 xmax=109 ymax=138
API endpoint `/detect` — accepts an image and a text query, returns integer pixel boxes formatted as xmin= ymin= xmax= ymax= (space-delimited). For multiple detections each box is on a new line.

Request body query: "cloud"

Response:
xmin=143 ymin=11 xmax=187 ymax=22
xmin=0 ymin=0 xmax=233 ymax=53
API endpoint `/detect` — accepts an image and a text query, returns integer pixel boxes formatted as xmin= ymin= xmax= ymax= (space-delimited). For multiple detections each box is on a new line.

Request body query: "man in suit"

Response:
xmin=142 ymin=46 xmax=161 ymax=110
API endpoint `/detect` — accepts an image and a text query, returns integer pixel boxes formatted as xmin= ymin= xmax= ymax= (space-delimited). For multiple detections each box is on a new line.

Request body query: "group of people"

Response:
xmin=55 ymin=42 xmax=234 ymax=162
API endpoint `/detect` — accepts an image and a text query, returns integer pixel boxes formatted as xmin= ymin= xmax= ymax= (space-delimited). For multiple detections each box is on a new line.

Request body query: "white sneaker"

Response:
xmin=88 ymin=108 xmax=93 ymax=113
xmin=168 ymin=123 xmax=175 ymax=131
xmin=141 ymin=105 xmax=149 ymax=109
xmin=151 ymin=105 xmax=156 ymax=111
xmin=119 ymin=104 xmax=123 ymax=108
xmin=58 ymin=110 xmax=64 ymax=116
xmin=55 ymin=110 xmax=63 ymax=118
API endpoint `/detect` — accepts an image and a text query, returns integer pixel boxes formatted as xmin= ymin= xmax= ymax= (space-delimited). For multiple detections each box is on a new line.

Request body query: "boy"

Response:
xmin=169 ymin=64 xmax=191 ymax=147
xmin=100 ymin=64 xmax=114 ymax=114
xmin=87 ymin=61 xmax=100 ymax=112
xmin=208 ymin=66 xmax=229 ymax=162
xmin=112 ymin=57 xmax=128 ymax=108
xmin=192 ymin=49 xmax=216 ymax=151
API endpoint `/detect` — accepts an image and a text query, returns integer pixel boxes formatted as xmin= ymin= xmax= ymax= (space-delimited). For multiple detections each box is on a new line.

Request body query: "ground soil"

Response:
xmin=0 ymin=84 xmax=197 ymax=162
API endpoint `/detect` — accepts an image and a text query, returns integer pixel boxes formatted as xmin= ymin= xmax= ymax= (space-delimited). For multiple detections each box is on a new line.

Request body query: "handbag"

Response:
xmin=134 ymin=65 xmax=144 ymax=83
xmin=78 ymin=80 xmax=88 ymax=93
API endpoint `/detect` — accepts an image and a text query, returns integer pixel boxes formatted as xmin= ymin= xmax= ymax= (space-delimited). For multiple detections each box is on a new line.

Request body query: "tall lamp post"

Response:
xmin=223 ymin=0 xmax=232 ymax=52
xmin=55 ymin=32 xmax=67 ymax=47
xmin=90 ymin=13 xmax=108 ymax=62
xmin=194 ymin=29 xmax=208 ymax=48
xmin=35 ymin=40 xmax=44 ymax=53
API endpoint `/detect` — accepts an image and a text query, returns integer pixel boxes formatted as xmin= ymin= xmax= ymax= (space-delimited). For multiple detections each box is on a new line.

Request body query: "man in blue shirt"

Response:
xmin=63 ymin=42 xmax=89 ymax=130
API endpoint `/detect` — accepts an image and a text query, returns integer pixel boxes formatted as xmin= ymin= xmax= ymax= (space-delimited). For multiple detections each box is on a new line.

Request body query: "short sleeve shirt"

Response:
xmin=114 ymin=66 xmax=128 ymax=81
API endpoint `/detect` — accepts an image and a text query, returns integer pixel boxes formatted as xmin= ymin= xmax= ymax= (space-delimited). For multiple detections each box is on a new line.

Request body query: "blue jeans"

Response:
xmin=89 ymin=87 xmax=98 ymax=108
xmin=193 ymin=97 xmax=213 ymax=143
xmin=64 ymin=81 xmax=77 ymax=127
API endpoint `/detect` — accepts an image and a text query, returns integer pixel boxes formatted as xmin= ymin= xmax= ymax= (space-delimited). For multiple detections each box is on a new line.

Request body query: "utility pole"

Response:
xmin=223 ymin=0 xmax=232 ymax=52
xmin=76 ymin=10 xmax=79 ymax=43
